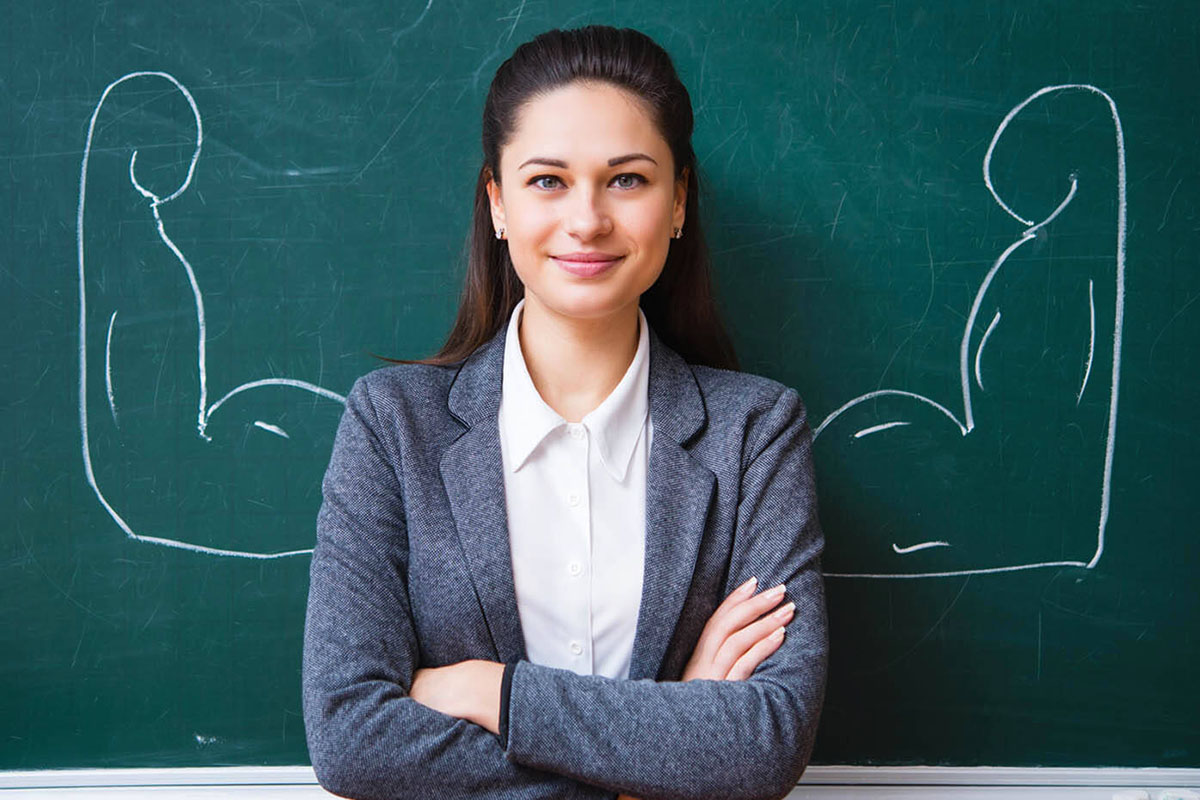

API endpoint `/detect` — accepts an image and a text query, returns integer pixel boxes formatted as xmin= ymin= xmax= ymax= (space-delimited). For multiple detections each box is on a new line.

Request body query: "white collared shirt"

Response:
xmin=497 ymin=298 xmax=653 ymax=680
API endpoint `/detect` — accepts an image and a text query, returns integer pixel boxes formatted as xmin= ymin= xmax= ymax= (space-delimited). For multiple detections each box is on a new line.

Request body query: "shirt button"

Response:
xmin=567 ymin=492 xmax=580 ymax=507
xmin=567 ymin=561 xmax=582 ymax=576
xmin=569 ymin=641 xmax=583 ymax=655
xmin=569 ymin=424 xmax=585 ymax=440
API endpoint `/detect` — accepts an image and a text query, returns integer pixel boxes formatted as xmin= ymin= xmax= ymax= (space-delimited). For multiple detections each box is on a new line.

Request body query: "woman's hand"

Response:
xmin=616 ymin=579 xmax=793 ymax=800
xmin=409 ymin=659 xmax=506 ymax=735
xmin=682 ymin=576 xmax=794 ymax=682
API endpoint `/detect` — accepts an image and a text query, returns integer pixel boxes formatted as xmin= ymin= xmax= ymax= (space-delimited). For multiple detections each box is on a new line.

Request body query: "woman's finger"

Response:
xmin=704 ymin=582 xmax=789 ymax=647
xmin=712 ymin=576 xmax=760 ymax=617
xmin=713 ymin=600 xmax=795 ymax=676
xmin=725 ymin=624 xmax=787 ymax=681
xmin=683 ymin=580 xmax=791 ymax=682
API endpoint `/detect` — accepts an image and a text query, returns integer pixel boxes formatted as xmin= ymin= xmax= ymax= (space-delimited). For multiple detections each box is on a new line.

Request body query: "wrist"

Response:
xmin=466 ymin=659 xmax=505 ymax=734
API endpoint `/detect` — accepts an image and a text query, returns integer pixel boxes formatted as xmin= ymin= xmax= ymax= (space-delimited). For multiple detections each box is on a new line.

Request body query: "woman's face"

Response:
xmin=487 ymin=80 xmax=687 ymax=325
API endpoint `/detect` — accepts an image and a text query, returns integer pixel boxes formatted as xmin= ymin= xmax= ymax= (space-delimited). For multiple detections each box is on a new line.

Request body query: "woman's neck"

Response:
xmin=516 ymin=297 xmax=640 ymax=423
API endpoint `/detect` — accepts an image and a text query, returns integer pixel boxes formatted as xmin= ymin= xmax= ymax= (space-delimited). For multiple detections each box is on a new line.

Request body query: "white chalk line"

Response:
xmin=974 ymin=310 xmax=1001 ymax=392
xmin=960 ymin=175 xmax=1079 ymax=430
xmin=79 ymin=75 xmax=175 ymax=562
xmin=79 ymin=71 xmax=348 ymax=560
xmin=253 ymin=421 xmax=290 ymax=439
xmin=892 ymin=541 xmax=950 ymax=554
xmin=816 ymin=84 xmax=1125 ymax=579
xmin=130 ymin=148 xmax=213 ymax=440
xmin=1090 ymin=84 xmax=1126 ymax=570
xmin=207 ymin=378 xmax=345 ymax=422
xmin=854 ymin=421 xmax=910 ymax=439
xmin=814 ymin=389 xmax=966 ymax=440
xmin=1078 ymin=278 xmax=1095 ymax=404
xmin=135 ymin=535 xmax=315 ymax=559
xmin=826 ymin=560 xmax=1090 ymax=579
xmin=105 ymin=310 xmax=118 ymax=426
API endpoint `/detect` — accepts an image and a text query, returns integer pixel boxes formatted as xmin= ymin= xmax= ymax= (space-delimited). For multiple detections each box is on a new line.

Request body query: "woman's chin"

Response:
xmin=525 ymin=288 xmax=639 ymax=325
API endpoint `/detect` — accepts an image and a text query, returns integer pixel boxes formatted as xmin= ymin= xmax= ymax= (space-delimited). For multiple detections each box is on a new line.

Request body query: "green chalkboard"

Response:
xmin=2 ymin=0 xmax=1197 ymax=772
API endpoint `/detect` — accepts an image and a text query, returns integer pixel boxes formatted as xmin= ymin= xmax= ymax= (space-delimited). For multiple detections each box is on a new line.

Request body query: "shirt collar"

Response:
xmin=499 ymin=297 xmax=650 ymax=482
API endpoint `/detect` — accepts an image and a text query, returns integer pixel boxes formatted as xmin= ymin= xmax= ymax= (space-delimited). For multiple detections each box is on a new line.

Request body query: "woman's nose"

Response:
xmin=564 ymin=186 xmax=612 ymax=239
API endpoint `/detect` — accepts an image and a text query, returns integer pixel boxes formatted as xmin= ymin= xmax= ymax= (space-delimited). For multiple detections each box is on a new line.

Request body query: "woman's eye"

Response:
xmin=528 ymin=173 xmax=645 ymax=191
xmin=530 ymin=175 xmax=563 ymax=190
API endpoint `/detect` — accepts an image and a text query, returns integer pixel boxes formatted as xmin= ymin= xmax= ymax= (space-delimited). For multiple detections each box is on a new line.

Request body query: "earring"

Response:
xmin=495 ymin=227 xmax=505 ymax=240
xmin=673 ymin=226 xmax=682 ymax=239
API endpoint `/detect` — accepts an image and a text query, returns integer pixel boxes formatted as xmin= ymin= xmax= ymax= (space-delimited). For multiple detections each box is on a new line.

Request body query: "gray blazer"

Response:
xmin=302 ymin=319 xmax=828 ymax=800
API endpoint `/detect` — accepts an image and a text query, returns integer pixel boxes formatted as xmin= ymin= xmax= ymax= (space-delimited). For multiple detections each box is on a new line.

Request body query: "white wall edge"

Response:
xmin=802 ymin=766 xmax=1200 ymax=786
xmin=0 ymin=767 xmax=318 ymax=788
xmin=0 ymin=765 xmax=1197 ymax=790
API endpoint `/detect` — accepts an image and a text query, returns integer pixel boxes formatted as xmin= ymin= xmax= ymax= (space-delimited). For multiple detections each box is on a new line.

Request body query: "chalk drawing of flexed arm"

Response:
xmin=77 ymin=72 xmax=347 ymax=559
xmin=812 ymin=85 xmax=1126 ymax=579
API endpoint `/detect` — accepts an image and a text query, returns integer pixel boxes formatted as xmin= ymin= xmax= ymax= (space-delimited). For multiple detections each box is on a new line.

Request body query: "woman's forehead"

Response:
xmin=502 ymin=82 xmax=668 ymax=168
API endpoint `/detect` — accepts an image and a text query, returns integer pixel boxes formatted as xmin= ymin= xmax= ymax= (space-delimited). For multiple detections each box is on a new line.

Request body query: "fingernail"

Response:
xmin=773 ymin=601 xmax=796 ymax=620
xmin=770 ymin=626 xmax=786 ymax=641
xmin=768 ymin=583 xmax=786 ymax=598
xmin=738 ymin=576 xmax=758 ymax=595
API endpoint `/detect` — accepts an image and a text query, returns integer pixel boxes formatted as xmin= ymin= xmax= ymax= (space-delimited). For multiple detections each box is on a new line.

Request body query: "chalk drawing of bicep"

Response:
xmin=78 ymin=72 xmax=347 ymax=560
xmin=812 ymin=84 xmax=1126 ymax=580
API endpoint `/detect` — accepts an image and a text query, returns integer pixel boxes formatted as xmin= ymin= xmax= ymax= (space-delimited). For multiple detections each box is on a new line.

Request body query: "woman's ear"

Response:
xmin=673 ymin=167 xmax=689 ymax=230
xmin=485 ymin=169 xmax=507 ymax=234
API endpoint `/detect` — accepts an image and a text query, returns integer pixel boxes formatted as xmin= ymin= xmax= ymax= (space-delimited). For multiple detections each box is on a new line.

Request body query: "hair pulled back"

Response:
xmin=397 ymin=25 xmax=739 ymax=370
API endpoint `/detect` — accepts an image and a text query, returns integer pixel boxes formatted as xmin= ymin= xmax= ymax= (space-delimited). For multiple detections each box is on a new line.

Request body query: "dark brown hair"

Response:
xmin=389 ymin=25 xmax=739 ymax=370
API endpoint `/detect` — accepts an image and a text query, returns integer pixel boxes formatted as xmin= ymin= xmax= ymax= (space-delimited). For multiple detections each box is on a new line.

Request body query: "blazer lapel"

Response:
xmin=440 ymin=327 xmax=527 ymax=665
xmin=628 ymin=326 xmax=715 ymax=680
xmin=439 ymin=315 xmax=715 ymax=680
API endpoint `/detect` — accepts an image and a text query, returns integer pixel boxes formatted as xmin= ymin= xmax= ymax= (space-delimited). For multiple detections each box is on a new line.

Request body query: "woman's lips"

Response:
xmin=552 ymin=254 xmax=624 ymax=277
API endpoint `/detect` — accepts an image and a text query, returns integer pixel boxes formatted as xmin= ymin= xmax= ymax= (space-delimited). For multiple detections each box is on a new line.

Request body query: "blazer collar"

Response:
xmin=441 ymin=308 xmax=714 ymax=679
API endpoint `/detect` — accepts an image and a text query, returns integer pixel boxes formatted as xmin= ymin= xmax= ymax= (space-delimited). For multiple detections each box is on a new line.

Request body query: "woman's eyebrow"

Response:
xmin=517 ymin=153 xmax=659 ymax=170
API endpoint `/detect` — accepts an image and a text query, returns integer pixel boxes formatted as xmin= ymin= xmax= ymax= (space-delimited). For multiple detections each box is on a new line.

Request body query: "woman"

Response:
xmin=302 ymin=25 xmax=828 ymax=800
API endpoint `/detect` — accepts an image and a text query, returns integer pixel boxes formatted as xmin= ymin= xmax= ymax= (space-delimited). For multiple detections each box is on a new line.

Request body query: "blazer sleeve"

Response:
xmin=302 ymin=377 xmax=614 ymax=800
xmin=502 ymin=386 xmax=829 ymax=800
